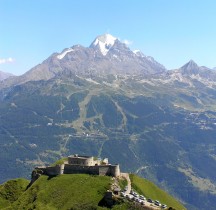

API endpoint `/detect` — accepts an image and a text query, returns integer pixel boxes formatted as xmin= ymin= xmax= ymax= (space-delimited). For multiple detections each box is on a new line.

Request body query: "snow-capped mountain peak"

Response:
xmin=90 ymin=34 xmax=117 ymax=55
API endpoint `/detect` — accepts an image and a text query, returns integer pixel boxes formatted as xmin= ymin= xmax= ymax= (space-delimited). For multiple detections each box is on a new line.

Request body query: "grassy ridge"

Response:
xmin=130 ymin=174 xmax=186 ymax=210
xmin=0 ymin=178 xmax=29 ymax=209
xmin=0 ymin=174 xmax=186 ymax=210
xmin=7 ymin=174 xmax=112 ymax=210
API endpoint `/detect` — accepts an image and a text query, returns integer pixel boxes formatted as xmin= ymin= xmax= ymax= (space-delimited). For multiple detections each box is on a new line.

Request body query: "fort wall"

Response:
xmin=33 ymin=155 xmax=120 ymax=178
xmin=64 ymin=164 xmax=120 ymax=177
xmin=36 ymin=165 xmax=62 ymax=176
xmin=64 ymin=164 xmax=99 ymax=175
xmin=68 ymin=156 xmax=94 ymax=166
xmin=109 ymin=164 xmax=120 ymax=177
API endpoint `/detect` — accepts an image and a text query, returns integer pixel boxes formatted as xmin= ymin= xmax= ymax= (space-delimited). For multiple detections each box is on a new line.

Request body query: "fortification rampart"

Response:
xmin=36 ymin=165 xmax=63 ymax=176
xmin=32 ymin=154 xmax=120 ymax=182
xmin=107 ymin=164 xmax=120 ymax=177
xmin=64 ymin=164 xmax=99 ymax=175
xmin=68 ymin=156 xmax=94 ymax=166
xmin=64 ymin=164 xmax=120 ymax=177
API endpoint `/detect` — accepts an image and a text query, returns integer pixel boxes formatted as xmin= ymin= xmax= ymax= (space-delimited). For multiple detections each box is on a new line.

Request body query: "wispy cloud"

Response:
xmin=0 ymin=57 xmax=14 ymax=64
xmin=122 ymin=39 xmax=133 ymax=45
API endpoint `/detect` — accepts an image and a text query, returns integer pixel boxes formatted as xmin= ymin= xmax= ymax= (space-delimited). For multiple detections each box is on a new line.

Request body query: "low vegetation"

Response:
xmin=130 ymin=174 xmax=186 ymax=210
xmin=5 ymin=174 xmax=112 ymax=210
xmin=118 ymin=177 xmax=128 ymax=190
xmin=1 ymin=82 xmax=216 ymax=209
xmin=0 ymin=173 xmax=186 ymax=210
xmin=0 ymin=178 xmax=29 ymax=209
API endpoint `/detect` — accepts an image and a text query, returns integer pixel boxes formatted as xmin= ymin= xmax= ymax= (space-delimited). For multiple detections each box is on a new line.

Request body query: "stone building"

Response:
xmin=68 ymin=154 xmax=108 ymax=166
xmin=33 ymin=154 xmax=120 ymax=178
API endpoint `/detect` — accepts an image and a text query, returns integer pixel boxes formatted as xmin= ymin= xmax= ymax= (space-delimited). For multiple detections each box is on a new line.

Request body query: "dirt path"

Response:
xmin=120 ymin=173 xmax=160 ymax=210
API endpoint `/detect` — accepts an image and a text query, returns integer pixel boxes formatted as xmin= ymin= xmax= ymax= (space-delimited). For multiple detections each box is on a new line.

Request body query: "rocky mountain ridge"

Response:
xmin=0 ymin=34 xmax=166 ymax=89
xmin=0 ymin=70 xmax=14 ymax=81
xmin=1 ymin=34 xmax=216 ymax=108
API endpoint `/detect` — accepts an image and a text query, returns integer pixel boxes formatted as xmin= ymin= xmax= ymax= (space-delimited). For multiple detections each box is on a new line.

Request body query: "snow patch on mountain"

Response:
xmin=139 ymin=79 xmax=157 ymax=86
xmin=57 ymin=48 xmax=74 ymax=59
xmin=103 ymin=81 xmax=119 ymax=88
xmin=133 ymin=50 xmax=145 ymax=57
xmin=85 ymin=78 xmax=100 ymax=85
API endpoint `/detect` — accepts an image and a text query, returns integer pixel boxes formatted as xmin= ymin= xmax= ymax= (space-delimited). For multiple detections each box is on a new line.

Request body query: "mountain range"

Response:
xmin=1 ymin=34 xmax=216 ymax=210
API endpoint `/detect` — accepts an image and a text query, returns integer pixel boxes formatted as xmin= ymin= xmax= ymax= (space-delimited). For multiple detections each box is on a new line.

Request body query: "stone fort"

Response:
xmin=33 ymin=154 xmax=120 ymax=178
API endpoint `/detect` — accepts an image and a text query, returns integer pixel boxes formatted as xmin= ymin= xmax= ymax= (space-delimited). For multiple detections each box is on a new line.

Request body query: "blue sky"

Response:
xmin=1 ymin=0 xmax=216 ymax=75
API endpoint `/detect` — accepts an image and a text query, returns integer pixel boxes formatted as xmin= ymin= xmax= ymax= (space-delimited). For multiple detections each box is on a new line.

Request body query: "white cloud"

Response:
xmin=0 ymin=57 xmax=14 ymax=64
xmin=122 ymin=39 xmax=133 ymax=45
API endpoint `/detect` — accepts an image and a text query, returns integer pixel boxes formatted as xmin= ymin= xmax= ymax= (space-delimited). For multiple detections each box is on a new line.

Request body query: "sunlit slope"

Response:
xmin=130 ymin=174 xmax=186 ymax=210
xmin=0 ymin=173 xmax=186 ymax=210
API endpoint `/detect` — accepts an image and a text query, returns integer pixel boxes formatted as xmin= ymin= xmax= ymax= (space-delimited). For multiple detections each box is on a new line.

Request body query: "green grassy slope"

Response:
xmin=6 ymin=174 xmax=112 ymax=210
xmin=130 ymin=174 xmax=186 ymax=210
xmin=2 ymin=174 xmax=143 ymax=210
xmin=0 ymin=178 xmax=29 ymax=209
xmin=0 ymin=173 xmax=186 ymax=210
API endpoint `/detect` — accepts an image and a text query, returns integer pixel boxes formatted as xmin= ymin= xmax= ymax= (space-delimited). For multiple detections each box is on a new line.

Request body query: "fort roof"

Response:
xmin=68 ymin=154 xmax=93 ymax=159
